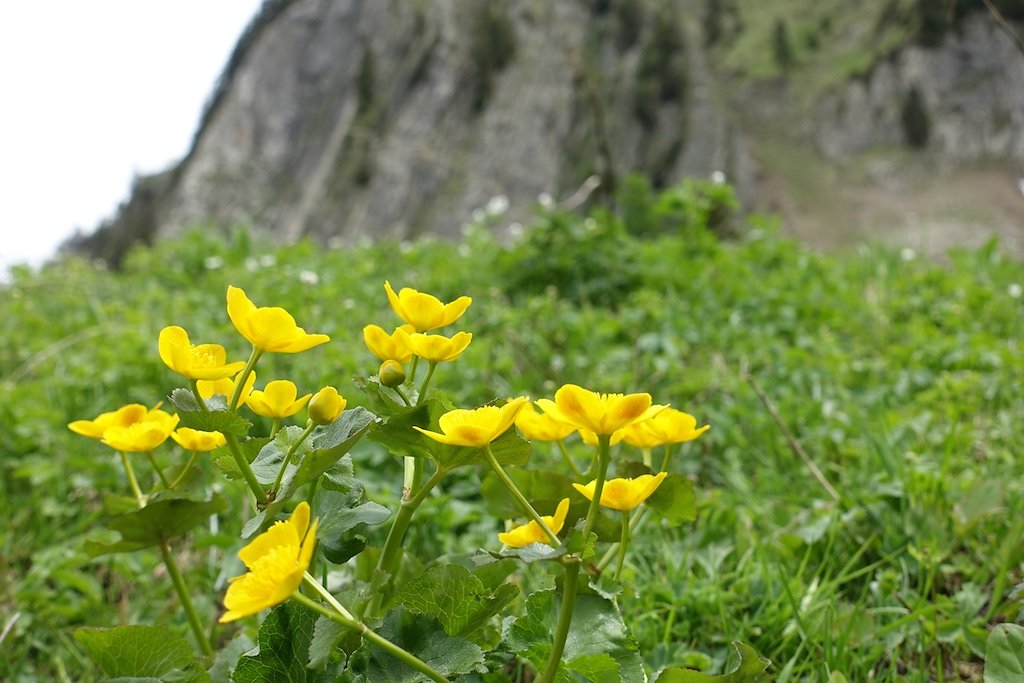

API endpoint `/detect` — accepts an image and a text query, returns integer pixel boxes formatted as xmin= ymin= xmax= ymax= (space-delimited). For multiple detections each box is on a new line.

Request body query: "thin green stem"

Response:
xmin=394 ymin=385 xmax=412 ymax=407
xmin=170 ymin=451 xmax=200 ymax=490
xmin=291 ymin=591 xmax=447 ymax=683
xmin=659 ymin=443 xmax=675 ymax=473
xmin=614 ymin=511 xmax=631 ymax=580
xmin=537 ymin=562 xmax=580 ymax=683
xmin=402 ymin=456 xmax=422 ymax=502
xmin=224 ymin=432 xmax=265 ymax=503
xmin=189 ymin=381 xmax=210 ymax=413
xmin=581 ymin=435 xmax=612 ymax=541
xmin=119 ymin=452 xmax=145 ymax=505
xmin=556 ymin=440 xmax=582 ymax=478
xmin=408 ymin=356 xmax=420 ymax=385
xmin=229 ymin=347 xmax=262 ymax=412
xmin=415 ymin=361 xmax=438 ymax=404
xmin=145 ymin=451 xmax=171 ymax=489
xmin=269 ymin=418 xmax=281 ymax=440
xmin=368 ymin=466 xmax=447 ymax=617
xmin=597 ymin=508 xmax=647 ymax=571
xmin=641 ymin=448 xmax=652 ymax=469
xmin=271 ymin=420 xmax=315 ymax=495
xmin=484 ymin=444 xmax=559 ymax=546
xmin=159 ymin=541 xmax=214 ymax=657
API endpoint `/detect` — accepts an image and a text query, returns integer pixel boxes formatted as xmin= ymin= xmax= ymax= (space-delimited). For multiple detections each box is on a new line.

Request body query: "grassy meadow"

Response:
xmin=1 ymin=187 xmax=1022 ymax=681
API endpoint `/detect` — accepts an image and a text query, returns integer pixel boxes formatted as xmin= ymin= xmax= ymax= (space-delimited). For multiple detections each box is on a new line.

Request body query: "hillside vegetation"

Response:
xmin=3 ymin=183 xmax=1023 ymax=680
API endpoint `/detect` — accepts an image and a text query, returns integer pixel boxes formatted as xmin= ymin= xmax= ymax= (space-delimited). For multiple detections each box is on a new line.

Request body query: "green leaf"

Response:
xmin=506 ymin=590 xmax=645 ymax=683
xmin=368 ymin=399 xmax=531 ymax=470
xmin=211 ymin=437 xmax=269 ymax=482
xmin=74 ymin=625 xmax=210 ymax=683
xmin=308 ymin=615 xmax=345 ymax=671
xmin=353 ymin=375 xmax=410 ymax=418
xmin=480 ymin=468 xmax=576 ymax=519
xmin=233 ymin=602 xmax=329 ymax=683
xmin=655 ymin=641 xmax=771 ymax=682
xmin=251 ymin=426 xmax=313 ymax=485
xmin=169 ymin=388 xmax=252 ymax=438
xmin=645 ymin=474 xmax=697 ymax=524
xmin=85 ymin=495 xmax=228 ymax=556
xmin=207 ymin=634 xmax=254 ymax=683
xmin=985 ymin=623 xmax=1024 ymax=683
xmin=395 ymin=564 xmax=519 ymax=645
xmin=346 ymin=608 xmax=485 ymax=682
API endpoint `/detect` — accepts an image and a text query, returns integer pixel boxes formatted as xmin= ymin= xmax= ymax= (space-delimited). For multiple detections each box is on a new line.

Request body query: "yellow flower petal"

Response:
xmin=539 ymin=384 xmax=653 ymax=435
xmin=170 ymin=427 xmax=226 ymax=452
xmin=414 ymin=398 xmax=528 ymax=448
xmin=572 ymin=472 xmax=668 ymax=511
xmin=226 ymin=285 xmax=330 ymax=353
xmin=514 ymin=405 xmax=576 ymax=442
xmin=384 ymin=281 xmax=472 ymax=332
xmin=497 ymin=498 xmax=571 ymax=548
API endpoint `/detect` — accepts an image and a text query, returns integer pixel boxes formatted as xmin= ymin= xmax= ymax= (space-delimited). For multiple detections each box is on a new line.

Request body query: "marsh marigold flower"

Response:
xmin=414 ymin=397 xmax=529 ymax=447
xmin=246 ymin=380 xmax=311 ymax=419
xmin=620 ymin=407 xmax=710 ymax=449
xmin=514 ymin=404 xmax=576 ymax=442
xmin=363 ymin=324 xmax=414 ymax=363
xmin=226 ymin=285 xmax=330 ymax=353
xmin=158 ymin=326 xmax=245 ymax=381
xmin=220 ymin=501 xmax=318 ymax=623
xmin=498 ymin=498 xmax=570 ymax=548
xmin=197 ymin=370 xmax=257 ymax=405
xmin=384 ymin=281 xmax=472 ymax=332
xmin=378 ymin=360 xmax=406 ymax=387
xmin=536 ymin=384 xmax=657 ymax=436
xmin=171 ymin=427 xmax=226 ymax=452
xmin=573 ymin=472 xmax=668 ymax=511
xmin=100 ymin=406 xmax=180 ymax=453
xmin=396 ymin=329 xmax=472 ymax=363
xmin=69 ymin=404 xmax=149 ymax=439
xmin=308 ymin=386 xmax=346 ymax=425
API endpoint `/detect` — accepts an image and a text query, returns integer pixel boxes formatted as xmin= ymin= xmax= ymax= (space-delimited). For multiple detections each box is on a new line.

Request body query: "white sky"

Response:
xmin=0 ymin=1 xmax=261 ymax=273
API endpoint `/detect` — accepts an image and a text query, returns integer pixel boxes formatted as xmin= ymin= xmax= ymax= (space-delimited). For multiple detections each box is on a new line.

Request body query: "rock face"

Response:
xmin=73 ymin=0 xmax=1024 ymax=262
xmin=158 ymin=0 xmax=739 ymax=245
xmin=813 ymin=14 xmax=1024 ymax=161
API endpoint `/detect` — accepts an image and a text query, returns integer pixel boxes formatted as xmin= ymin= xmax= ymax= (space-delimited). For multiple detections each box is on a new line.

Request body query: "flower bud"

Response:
xmin=378 ymin=360 xmax=406 ymax=387
xmin=308 ymin=386 xmax=346 ymax=425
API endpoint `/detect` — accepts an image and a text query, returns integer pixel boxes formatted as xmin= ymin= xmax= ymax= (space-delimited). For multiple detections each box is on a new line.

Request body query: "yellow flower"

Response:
xmin=226 ymin=285 xmax=330 ymax=353
xmin=572 ymin=472 xmax=668 ymax=511
xmin=514 ymin=404 xmax=576 ymax=442
xmin=197 ymin=370 xmax=258 ymax=405
xmin=620 ymin=407 xmax=710 ymax=448
xmin=246 ymin=380 xmax=312 ymax=419
xmin=536 ymin=384 xmax=657 ymax=436
xmin=100 ymin=406 xmax=180 ymax=453
xmin=157 ymin=326 xmax=245 ymax=381
xmin=69 ymin=404 xmax=149 ymax=439
xmin=308 ymin=386 xmax=346 ymax=425
xmin=498 ymin=498 xmax=570 ymax=548
xmin=363 ymin=323 xmax=415 ymax=363
xmin=171 ymin=428 xmax=226 ymax=452
xmin=220 ymin=501 xmax=319 ymax=623
xmin=384 ymin=280 xmax=472 ymax=332
xmin=396 ymin=329 xmax=472 ymax=363
xmin=414 ymin=397 xmax=529 ymax=447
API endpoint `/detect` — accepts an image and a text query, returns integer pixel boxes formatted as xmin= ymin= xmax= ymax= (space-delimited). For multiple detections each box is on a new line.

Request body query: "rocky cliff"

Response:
xmin=72 ymin=0 xmax=1024 ymax=263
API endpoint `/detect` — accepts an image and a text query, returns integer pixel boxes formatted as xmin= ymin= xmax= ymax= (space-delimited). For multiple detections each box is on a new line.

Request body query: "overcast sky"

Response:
xmin=0 ymin=1 xmax=261 ymax=273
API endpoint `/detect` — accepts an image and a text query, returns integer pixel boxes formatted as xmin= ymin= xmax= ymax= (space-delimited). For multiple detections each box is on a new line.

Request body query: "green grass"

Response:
xmin=2 ymin=203 xmax=1022 ymax=680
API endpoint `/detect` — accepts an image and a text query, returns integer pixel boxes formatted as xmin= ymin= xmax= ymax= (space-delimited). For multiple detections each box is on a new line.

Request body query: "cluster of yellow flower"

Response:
xmin=69 ymin=280 xmax=709 ymax=652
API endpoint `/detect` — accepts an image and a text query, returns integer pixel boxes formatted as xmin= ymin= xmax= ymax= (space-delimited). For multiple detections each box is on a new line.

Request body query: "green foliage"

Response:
xmin=985 ymin=624 xmax=1024 ymax=683
xmin=655 ymin=642 xmax=770 ymax=682
xmin=233 ymin=602 xmax=327 ymax=682
xmin=74 ymin=625 xmax=210 ymax=682
xmin=772 ymin=19 xmax=794 ymax=70
xmin=84 ymin=494 xmax=229 ymax=556
xmin=5 ymin=178 xmax=1024 ymax=680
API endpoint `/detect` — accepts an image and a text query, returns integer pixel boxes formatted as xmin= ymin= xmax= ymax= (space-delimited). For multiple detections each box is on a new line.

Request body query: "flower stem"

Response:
xmin=408 ymin=356 xmax=420 ymax=385
xmin=229 ymin=346 xmax=262 ymax=412
xmin=146 ymin=451 xmax=171 ymax=489
xmin=394 ymin=385 xmax=412 ymax=407
xmin=415 ymin=361 xmax=438 ymax=404
xmin=271 ymin=419 xmax=315 ymax=495
xmin=119 ymin=452 xmax=145 ymax=505
xmin=538 ymin=434 xmax=611 ymax=682
xmin=659 ymin=443 xmax=675 ymax=473
xmin=269 ymin=419 xmax=281 ymax=440
xmin=597 ymin=509 xmax=647 ymax=572
xmin=368 ymin=465 xmax=447 ymax=617
xmin=614 ymin=511 xmax=631 ymax=580
xmin=642 ymin=448 xmax=652 ymax=469
xmin=224 ymin=432 xmax=265 ymax=504
xmin=291 ymin=590 xmax=448 ymax=683
xmin=484 ymin=444 xmax=559 ymax=546
xmin=170 ymin=451 xmax=200 ymax=490
xmin=537 ymin=562 xmax=580 ymax=683
xmin=556 ymin=440 xmax=582 ymax=478
xmin=189 ymin=381 xmax=210 ymax=413
xmin=159 ymin=541 xmax=214 ymax=658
